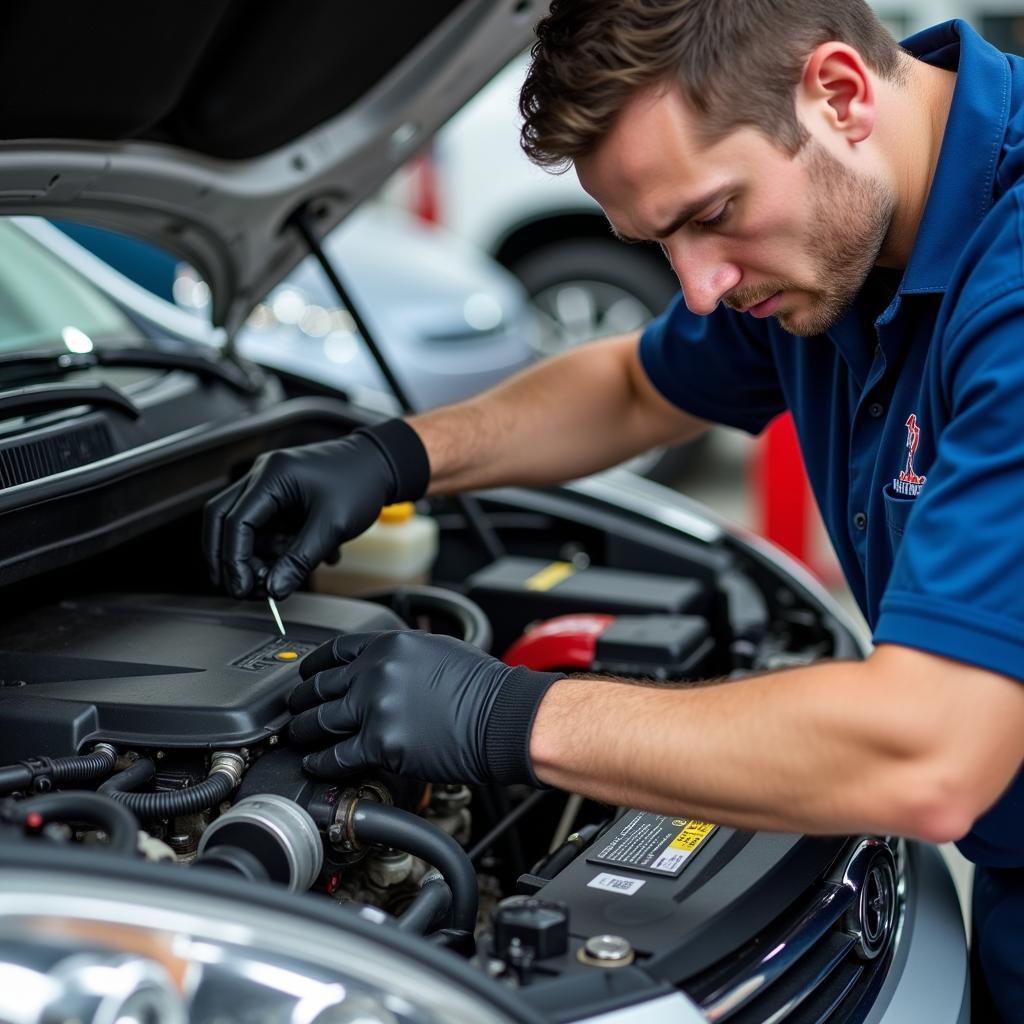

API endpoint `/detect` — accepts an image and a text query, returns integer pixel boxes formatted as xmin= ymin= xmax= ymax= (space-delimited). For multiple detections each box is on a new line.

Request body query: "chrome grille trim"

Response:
xmin=756 ymin=934 xmax=860 ymax=1024
xmin=697 ymin=838 xmax=899 ymax=1022
xmin=700 ymin=884 xmax=855 ymax=1020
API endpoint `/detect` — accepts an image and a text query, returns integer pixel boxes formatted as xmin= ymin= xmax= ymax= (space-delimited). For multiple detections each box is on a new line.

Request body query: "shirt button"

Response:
xmin=853 ymin=512 xmax=868 ymax=530
xmin=868 ymin=402 xmax=884 ymax=418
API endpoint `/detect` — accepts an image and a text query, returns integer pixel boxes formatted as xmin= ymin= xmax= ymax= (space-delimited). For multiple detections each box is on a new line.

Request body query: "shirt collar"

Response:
xmin=899 ymin=20 xmax=1011 ymax=294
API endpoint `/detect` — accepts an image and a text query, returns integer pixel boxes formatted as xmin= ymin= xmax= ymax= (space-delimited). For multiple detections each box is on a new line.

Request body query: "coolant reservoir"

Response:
xmin=311 ymin=502 xmax=439 ymax=596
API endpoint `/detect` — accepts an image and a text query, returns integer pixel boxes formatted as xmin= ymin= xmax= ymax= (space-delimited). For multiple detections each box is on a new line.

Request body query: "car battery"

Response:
xmin=504 ymin=612 xmax=714 ymax=680
xmin=466 ymin=555 xmax=712 ymax=654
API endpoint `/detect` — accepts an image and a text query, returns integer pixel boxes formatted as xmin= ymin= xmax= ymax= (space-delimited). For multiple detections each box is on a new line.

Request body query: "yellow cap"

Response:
xmin=379 ymin=502 xmax=415 ymax=524
xmin=275 ymin=650 xmax=299 ymax=661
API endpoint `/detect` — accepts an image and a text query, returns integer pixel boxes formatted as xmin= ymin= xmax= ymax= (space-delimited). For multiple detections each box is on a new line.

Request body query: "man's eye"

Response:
xmin=692 ymin=203 xmax=730 ymax=232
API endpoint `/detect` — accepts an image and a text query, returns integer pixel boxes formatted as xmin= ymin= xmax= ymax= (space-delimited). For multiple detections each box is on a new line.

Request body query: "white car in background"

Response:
xmin=387 ymin=54 xmax=681 ymax=354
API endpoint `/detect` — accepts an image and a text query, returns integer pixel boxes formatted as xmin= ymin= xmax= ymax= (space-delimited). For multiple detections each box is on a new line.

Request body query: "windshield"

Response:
xmin=0 ymin=220 xmax=143 ymax=354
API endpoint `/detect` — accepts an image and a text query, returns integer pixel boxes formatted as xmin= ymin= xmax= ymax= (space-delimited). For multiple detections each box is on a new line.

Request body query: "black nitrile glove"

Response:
xmin=288 ymin=631 xmax=564 ymax=786
xmin=202 ymin=419 xmax=429 ymax=599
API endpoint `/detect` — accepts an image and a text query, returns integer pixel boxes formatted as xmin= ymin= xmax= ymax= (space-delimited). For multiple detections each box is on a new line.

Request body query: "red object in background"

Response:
xmin=503 ymin=613 xmax=616 ymax=671
xmin=755 ymin=413 xmax=820 ymax=575
xmin=409 ymin=149 xmax=441 ymax=225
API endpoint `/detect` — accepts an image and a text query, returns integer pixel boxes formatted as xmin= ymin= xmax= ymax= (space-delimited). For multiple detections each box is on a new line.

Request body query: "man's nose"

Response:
xmin=667 ymin=242 xmax=741 ymax=316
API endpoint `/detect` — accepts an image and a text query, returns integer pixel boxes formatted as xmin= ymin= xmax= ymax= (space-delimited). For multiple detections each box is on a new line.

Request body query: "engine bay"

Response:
xmin=0 ymin=470 xmax=899 ymax=1023
xmin=0 ymin=355 xmax=897 ymax=1024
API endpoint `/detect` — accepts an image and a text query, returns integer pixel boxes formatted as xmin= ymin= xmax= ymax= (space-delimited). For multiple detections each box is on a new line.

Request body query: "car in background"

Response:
xmin=54 ymin=204 xmax=541 ymax=415
xmin=232 ymin=205 xmax=541 ymax=413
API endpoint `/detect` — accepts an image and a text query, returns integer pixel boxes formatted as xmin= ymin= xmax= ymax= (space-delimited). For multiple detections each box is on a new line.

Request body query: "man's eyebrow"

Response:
xmin=609 ymin=186 xmax=734 ymax=244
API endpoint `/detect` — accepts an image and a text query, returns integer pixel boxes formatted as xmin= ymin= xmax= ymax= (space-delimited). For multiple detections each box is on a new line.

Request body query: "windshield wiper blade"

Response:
xmin=0 ymin=346 xmax=261 ymax=395
xmin=0 ymin=382 xmax=139 ymax=421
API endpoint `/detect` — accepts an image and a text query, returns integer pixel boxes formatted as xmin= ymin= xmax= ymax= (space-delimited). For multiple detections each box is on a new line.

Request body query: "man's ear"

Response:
xmin=798 ymin=42 xmax=876 ymax=144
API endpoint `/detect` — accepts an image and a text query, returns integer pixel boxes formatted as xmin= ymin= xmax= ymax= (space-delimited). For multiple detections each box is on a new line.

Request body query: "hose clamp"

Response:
xmin=17 ymin=756 xmax=54 ymax=793
xmin=327 ymin=782 xmax=391 ymax=853
xmin=209 ymin=751 xmax=246 ymax=788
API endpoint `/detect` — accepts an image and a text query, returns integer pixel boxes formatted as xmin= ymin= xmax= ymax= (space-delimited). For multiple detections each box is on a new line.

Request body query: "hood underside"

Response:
xmin=0 ymin=0 xmax=539 ymax=334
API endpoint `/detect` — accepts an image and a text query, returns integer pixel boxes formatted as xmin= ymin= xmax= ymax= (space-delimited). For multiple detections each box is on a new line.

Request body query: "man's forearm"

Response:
xmin=528 ymin=645 xmax=1024 ymax=842
xmin=408 ymin=332 xmax=705 ymax=495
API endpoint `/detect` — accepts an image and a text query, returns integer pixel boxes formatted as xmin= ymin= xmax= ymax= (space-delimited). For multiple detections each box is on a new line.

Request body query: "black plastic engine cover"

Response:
xmin=0 ymin=592 xmax=402 ymax=757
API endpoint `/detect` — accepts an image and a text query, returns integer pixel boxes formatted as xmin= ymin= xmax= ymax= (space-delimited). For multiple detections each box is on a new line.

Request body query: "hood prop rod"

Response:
xmin=290 ymin=205 xmax=504 ymax=563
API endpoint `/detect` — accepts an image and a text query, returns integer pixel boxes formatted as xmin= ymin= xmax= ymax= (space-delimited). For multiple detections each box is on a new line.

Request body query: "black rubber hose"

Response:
xmin=398 ymin=874 xmax=453 ymax=934
xmin=8 ymin=792 xmax=137 ymax=857
xmin=51 ymin=747 xmax=118 ymax=784
xmin=0 ymin=765 xmax=32 ymax=794
xmin=351 ymin=801 xmax=478 ymax=934
xmin=109 ymin=770 xmax=234 ymax=820
xmin=98 ymin=758 xmax=156 ymax=795
xmin=0 ymin=747 xmax=118 ymax=796
xmin=195 ymin=845 xmax=271 ymax=883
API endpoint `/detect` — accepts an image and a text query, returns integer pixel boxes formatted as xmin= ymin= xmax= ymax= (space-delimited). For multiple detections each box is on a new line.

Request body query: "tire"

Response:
xmin=508 ymin=238 xmax=702 ymax=485
xmin=510 ymin=238 xmax=678 ymax=356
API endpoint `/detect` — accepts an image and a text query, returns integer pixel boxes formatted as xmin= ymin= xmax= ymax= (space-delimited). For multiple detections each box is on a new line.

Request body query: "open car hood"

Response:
xmin=0 ymin=1 xmax=537 ymax=335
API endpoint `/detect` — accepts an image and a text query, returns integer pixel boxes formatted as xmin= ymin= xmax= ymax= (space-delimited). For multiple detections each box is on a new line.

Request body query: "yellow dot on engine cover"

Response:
xmin=275 ymin=651 xmax=299 ymax=661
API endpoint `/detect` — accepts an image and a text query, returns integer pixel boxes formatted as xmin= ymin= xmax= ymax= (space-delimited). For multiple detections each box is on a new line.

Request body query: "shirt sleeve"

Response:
xmin=874 ymin=280 xmax=1024 ymax=682
xmin=639 ymin=294 xmax=786 ymax=435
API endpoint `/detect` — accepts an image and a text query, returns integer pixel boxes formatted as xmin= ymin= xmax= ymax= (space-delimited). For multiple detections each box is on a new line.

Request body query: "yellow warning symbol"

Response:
xmin=524 ymin=561 xmax=576 ymax=592
xmin=670 ymin=820 xmax=716 ymax=852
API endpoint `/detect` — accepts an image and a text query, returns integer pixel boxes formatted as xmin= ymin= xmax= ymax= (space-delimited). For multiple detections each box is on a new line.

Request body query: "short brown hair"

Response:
xmin=520 ymin=0 xmax=906 ymax=169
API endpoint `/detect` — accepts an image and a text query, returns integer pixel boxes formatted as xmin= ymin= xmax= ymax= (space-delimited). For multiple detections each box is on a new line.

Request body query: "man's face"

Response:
xmin=575 ymin=85 xmax=895 ymax=336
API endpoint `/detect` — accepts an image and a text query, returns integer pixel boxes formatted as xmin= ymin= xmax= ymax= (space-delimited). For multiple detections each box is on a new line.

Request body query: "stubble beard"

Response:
xmin=774 ymin=141 xmax=895 ymax=337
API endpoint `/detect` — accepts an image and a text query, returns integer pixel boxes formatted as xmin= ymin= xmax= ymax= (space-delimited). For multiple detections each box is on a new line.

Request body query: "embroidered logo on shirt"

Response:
xmin=893 ymin=413 xmax=927 ymax=497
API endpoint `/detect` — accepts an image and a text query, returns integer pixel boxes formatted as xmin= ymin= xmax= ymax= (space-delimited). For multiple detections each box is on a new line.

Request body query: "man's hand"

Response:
xmin=202 ymin=420 xmax=430 ymax=599
xmin=288 ymin=631 xmax=564 ymax=785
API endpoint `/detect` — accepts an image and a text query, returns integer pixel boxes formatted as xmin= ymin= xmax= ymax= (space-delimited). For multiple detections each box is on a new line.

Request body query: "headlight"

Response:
xmin=0 ymin=850 xmax=518 ymax=1024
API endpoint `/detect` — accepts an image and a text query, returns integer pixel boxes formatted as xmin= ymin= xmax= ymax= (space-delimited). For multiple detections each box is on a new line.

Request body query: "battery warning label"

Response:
xmin=587 ymin=811 xmax=717 ymax=878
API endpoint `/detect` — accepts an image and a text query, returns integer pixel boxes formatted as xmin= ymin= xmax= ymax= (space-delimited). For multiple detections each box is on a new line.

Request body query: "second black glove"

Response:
xmin=288 ymin=630 xmax=565 ymax=786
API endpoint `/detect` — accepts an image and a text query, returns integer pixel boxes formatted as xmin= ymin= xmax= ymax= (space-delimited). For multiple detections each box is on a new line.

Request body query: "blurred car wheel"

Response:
xmin=510 ymin=237 xmax=677 ymax=356
xmin=509 ymin=237 xmax=705 ymax=485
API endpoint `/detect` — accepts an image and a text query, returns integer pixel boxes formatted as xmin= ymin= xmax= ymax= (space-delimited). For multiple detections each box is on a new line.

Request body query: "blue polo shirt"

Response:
xmin=640 ymin=20 xmax=1024 ymax=868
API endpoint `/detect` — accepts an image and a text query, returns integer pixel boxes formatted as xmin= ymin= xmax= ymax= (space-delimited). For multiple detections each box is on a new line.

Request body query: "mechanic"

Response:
xmin=204 ymin=3 xmax=1024 ymax=1018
